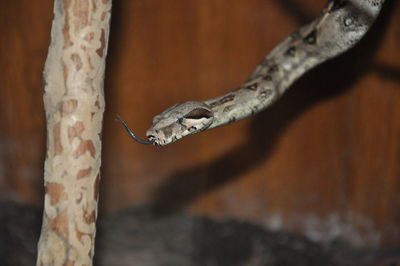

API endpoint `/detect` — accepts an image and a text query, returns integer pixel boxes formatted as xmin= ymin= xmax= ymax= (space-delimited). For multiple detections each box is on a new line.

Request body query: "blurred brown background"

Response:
xmin=0 ymin=0 xmax=399 ymax=247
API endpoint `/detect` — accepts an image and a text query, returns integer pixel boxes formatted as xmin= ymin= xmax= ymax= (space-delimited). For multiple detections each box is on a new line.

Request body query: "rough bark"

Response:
xmin=37 ymin=0 xmax=111 ymax=265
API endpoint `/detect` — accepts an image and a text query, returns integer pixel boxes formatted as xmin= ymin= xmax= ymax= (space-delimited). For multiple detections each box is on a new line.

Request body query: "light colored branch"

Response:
xmin=37 ymin=0 xmax=111 ymax=265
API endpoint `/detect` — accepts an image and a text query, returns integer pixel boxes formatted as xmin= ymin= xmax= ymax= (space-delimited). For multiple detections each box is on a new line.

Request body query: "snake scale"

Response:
xmin=118 ymin=0 xmax=385 ymax=146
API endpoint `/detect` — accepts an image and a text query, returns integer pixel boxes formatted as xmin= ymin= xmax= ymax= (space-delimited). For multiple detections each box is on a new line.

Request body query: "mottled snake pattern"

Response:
xmin=119 ymin=0 xmax=385 ymax=146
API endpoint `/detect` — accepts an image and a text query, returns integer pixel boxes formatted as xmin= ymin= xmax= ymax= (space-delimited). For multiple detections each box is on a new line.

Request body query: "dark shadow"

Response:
xmin=373 ymin=64 xmax=400 ymax=83
xmin=2 ymin=200 xmax=398 ymax=266
xmin=148 ymin=0 xmax=398 ymax=216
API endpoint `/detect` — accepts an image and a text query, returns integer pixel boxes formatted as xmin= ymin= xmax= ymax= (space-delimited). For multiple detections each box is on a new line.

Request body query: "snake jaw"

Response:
xmin=146 ymin=101 xmax=214 ymax=146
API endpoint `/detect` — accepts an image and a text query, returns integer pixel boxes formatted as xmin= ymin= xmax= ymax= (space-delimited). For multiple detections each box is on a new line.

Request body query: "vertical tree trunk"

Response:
xmin=37 ymin=0 xmax=111 ymax=265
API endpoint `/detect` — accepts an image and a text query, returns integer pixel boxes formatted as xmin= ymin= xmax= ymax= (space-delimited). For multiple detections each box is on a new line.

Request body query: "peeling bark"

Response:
xmin=37 ymin=0 xmax=111 ymax=265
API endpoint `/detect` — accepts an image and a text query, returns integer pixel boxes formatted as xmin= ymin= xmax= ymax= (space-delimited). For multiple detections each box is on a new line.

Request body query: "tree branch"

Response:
xmin=37 ymin=0 xmax=112 ymax=265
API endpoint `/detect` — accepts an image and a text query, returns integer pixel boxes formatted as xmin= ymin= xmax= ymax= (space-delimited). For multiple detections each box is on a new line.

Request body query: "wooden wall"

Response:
xmin=0 ymin=0 xmax=399 ymax=246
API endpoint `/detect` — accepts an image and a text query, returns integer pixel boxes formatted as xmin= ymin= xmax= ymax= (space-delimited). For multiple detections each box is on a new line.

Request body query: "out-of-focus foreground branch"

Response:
xmin=37 ymin=0 xmax=111 ymax=265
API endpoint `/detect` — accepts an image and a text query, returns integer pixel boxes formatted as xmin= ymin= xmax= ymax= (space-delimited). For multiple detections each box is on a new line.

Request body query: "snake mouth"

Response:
xmin=147 ymin=135 xmax=162 ymax=146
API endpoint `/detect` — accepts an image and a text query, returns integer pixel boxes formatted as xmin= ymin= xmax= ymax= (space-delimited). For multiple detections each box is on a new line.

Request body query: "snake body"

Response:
xmin=119 ymin=0 xmax=385 ymax=146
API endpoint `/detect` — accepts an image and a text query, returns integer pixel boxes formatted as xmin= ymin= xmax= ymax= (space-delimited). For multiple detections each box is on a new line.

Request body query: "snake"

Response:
xmin=118 ymin=0 xmax=385 ymax=146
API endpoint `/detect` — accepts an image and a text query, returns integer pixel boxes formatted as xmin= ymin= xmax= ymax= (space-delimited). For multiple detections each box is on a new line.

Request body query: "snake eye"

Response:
xmin=178 ymin=118 xmax=184 ymax=125
xmin=184 ymin=108 xmax=213 ymax=120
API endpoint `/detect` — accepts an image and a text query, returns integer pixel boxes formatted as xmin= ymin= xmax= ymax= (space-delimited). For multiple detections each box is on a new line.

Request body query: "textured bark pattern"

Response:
xmin=36 ymin=0 xmax=111 ymax=265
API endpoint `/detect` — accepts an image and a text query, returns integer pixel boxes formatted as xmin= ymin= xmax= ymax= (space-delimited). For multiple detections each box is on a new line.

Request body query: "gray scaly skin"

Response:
xmin=119 ymin=0 xmax=385 ymax=146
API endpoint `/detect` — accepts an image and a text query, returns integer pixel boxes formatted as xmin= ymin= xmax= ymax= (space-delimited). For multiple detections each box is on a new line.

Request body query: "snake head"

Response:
xmin=146 ymin=101 xmax=214 ymax=146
